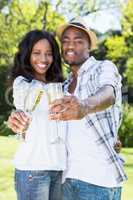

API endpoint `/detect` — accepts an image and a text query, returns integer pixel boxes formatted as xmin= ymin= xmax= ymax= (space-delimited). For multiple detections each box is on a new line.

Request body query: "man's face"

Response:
xmin=61 ymin=26 xmax=90 ymax=67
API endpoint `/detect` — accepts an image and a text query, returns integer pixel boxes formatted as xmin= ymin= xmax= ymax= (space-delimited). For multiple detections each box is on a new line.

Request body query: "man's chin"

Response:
xmin=65 ymin=60 xmax=83 ymax=67
xmin=66 ymin=61 xmax=76 ymax=65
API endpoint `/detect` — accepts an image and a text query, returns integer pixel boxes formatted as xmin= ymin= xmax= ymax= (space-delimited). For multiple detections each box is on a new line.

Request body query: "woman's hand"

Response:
xmin=7 ymin=110 xmax=30 ymax=133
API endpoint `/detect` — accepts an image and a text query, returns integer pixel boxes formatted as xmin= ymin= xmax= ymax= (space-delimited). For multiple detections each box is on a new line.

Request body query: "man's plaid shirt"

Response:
xmin=63 ymin=56 xmax=127 ymax=184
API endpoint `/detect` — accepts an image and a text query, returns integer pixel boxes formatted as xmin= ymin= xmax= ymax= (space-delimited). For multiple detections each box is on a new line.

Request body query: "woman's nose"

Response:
xmin=40 ymin=54 xmax=47 ymax=62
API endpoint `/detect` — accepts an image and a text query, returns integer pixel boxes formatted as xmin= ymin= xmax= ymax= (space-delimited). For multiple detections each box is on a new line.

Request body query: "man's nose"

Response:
xmin=67 ymin=41 xmax=75 ymax=49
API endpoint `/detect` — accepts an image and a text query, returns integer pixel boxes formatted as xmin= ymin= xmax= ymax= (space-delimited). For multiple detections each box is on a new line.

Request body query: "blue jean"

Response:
xmin=15 ymin=169 xmax=63 ymax=200
xmin=62 ymin=178 xmax=122 ymax=200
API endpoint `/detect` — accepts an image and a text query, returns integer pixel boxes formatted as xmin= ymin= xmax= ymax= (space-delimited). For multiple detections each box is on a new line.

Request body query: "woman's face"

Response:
xmin=30 ymin=39 xmax=53 ymax=82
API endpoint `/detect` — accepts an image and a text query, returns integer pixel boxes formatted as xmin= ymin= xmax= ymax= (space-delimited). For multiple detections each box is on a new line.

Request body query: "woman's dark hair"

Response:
xmin=10 ymin=29 xmax=64 ymax=83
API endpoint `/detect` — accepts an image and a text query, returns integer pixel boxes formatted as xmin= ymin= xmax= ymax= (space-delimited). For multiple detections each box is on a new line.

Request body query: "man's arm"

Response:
xmin=78 ymin=85 xmax=115 ymax=116
xmin=49 ymin=85 xmax=115 ymax=121
xmin=49 ymin=85 xmax=122 ymax=153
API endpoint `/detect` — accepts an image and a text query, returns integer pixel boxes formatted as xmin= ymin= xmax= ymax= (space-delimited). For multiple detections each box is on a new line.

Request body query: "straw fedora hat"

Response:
xmin=56 ymin=17 xmax=97 ymax=50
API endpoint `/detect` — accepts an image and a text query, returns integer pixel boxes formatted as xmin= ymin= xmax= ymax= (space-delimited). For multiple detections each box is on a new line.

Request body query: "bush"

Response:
xmin=0 ymin=115 xmax=13 ymax=136
xmin=119 ymin=104 xmax=133 ymax=147
xmin=0 ymin=65 xmax=14 ymax=136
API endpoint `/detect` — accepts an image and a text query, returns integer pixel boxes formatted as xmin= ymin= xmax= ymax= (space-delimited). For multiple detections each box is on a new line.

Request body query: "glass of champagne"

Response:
xmin=47 ymin=82 xmax=64 ymax=144
xmin=16 ymin=83 xmax=44 ymax=140
xmin=47 ymin=83 xmax=63 ymax=104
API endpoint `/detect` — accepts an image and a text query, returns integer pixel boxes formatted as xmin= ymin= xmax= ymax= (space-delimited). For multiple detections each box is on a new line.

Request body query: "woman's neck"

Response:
xmin=35 ymin=74 xmax=46 ymax=83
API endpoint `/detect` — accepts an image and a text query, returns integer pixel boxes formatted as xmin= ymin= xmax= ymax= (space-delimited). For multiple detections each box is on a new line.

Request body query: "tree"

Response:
xmin=105 ymin=0 xmax=133 ymax=86
xmin=0 ymin=0 xmax=65 ymax=134
xmin=0 ymin=0 xmax=10 ymax=10
xmin=104 ymin=0 xmax=133 ymax=146
xmin=53 ymin=0 xmax=123 ymax=20
xmin=0 ymin=0 xmax=64 ymax=65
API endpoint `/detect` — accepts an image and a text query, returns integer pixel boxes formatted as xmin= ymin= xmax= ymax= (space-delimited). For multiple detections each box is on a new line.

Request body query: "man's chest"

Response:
xmin=71 ymin=72 xmax=100 ymax=98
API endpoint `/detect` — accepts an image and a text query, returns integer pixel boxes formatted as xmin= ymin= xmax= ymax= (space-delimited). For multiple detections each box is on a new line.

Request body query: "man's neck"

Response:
xmin=70 ymin=56 xmax=89 ymax=77
xmin=68 ymin=64 xmax=81 ymax=93
xmin=71 ymin=65 xmax=79 ymax=78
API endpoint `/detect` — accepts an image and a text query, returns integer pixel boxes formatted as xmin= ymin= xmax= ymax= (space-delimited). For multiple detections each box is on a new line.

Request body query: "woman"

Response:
xmin=10 ymin=29 xmax=66 ymax=200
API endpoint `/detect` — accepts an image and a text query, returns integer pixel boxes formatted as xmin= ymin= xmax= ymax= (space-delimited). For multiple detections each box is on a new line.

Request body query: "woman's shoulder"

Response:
xmin=13 ymin=76 xmax=30 ymax=89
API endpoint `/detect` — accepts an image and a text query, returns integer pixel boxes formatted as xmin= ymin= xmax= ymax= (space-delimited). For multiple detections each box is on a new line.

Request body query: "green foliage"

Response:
xmin=119 ymin=104 xmax=133 ymax=147
xmin=0 ymin=65 xmax=12 ymax=115
xmin=0 ymin=0 xmax=65 ymax=136
xmin=0 ymin=64 xmax=13 ymax=136
xmin=0 ymin=0 xmax=8 ymax=10
xmin=105 ymin=0 xmax=133 ymax=85
xmin=105 ymin=36 xmax=128 ymax=63
xmin=0 ymin=121 xmax=13 ymax=136
xmin=0 ymin=0 xmax=65 ymax=65
xmin=122 ymin=0 xmax=133 ymax=39
xmin=125 ymin=57 xmax=133 ymax=87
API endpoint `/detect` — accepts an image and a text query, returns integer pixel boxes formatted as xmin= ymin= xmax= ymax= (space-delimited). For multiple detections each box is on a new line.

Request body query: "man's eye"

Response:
xmin=75 ymin=40 xmax=83 ymax=44
xmin=62 ymin=40 xmax=68 ymax=43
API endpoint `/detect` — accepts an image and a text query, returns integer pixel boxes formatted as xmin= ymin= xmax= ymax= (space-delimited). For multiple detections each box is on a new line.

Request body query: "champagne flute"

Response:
xmin=16 ymin=83 xmax=44 ymax=140
xmin=47 ymin=82 xmax=63 ymax=104
xmin=47 ymin=82 xmax=64 ymax=144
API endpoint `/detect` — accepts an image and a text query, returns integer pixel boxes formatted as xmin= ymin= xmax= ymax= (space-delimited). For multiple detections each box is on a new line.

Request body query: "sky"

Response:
xmin=83 ymin=7 xmax=122 ymax=33
xmin=50 ymin=0 xmax=128 ymax=34
xmin=3 ymin=0 xmax=127 ymax=34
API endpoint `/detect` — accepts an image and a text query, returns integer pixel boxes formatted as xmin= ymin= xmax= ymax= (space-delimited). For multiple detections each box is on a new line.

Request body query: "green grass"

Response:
xmin=0 ymin=136 xmax=133 ymax=200
xmin=121 ymin=148 xmax=133 ymax=200
xmin=0 ymin=136 xmax=20 ymax=200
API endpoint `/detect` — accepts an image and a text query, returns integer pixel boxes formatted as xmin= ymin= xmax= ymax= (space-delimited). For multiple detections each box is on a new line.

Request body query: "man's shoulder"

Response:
xmin=86 ymin=57 xmax=115 ymax=70
xmin=92 ymin=59 xmax=118 ymax=73
xmin=94 ymin=59 xmax=116 ymax=67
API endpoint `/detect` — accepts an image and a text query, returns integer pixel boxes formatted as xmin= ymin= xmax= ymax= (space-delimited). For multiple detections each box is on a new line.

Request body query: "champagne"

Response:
xmin=47 ymin=82 xmax=64 ymax=144
xmin=47 ymin=83 xmax=63 ymax=104
xmin=18 ymin=85 xmax=44 ymax=136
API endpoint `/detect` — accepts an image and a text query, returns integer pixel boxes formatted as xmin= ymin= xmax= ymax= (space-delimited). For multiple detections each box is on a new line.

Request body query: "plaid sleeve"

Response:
xmin=98 ymin=60 xmax=122 ymax=97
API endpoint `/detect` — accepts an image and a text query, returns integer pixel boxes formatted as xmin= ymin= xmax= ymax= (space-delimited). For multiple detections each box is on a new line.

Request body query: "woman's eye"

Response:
xmin=33 ymin=52 xmax=40 ymax=55
xmin=47 ymin=53 xmax=52 ymax=56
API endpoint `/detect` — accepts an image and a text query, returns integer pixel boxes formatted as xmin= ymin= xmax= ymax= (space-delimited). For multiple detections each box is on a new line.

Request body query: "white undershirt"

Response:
xmin=63 ymin=118 xmax=121 ymax=187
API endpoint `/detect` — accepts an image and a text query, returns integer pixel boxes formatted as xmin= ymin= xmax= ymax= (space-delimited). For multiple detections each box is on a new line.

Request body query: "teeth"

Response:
xmin=37 ymin=64 xmax=47 ymax=68
xmin=67 ymin=52 xmax=75 ymax=55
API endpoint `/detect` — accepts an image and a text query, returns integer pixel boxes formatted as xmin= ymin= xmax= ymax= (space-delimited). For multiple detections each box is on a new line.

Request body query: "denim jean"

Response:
xmin=15 ymin=169 xmax=62 ymax=200
xmin=62 ymin=178 xmax=122 ymax=200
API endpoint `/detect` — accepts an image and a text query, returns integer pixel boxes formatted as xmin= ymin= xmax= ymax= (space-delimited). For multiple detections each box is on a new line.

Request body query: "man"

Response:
xmin=49 ymin=17 xmax=127 ymax=200
xmin=8 ymin=18 xmax=126 ymax=200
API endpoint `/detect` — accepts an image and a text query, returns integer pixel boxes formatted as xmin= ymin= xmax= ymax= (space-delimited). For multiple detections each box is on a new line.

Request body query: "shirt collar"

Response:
xmin=64 ymin=56 xmax=97 ymax=89
xmin=78 ymin=56 xmax=97 ymax=76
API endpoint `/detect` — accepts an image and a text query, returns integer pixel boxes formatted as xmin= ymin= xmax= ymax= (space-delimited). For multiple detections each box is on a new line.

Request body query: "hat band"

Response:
xmin=69 ymin=22 xmax=87 ymax=30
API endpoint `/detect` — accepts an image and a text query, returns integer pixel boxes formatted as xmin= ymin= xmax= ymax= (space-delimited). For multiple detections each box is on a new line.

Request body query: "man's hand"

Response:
xmin=49 ymin=95 xmax=87 ymax=121
xmin=114 ymin=139 xmax=122 ymax=153
xmin=7 ymin=110 xmax=30 ymax=133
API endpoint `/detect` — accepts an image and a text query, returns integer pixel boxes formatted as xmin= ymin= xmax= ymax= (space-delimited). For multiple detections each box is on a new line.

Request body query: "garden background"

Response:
xmin=0 ymin=0 xmax=133 ymax=199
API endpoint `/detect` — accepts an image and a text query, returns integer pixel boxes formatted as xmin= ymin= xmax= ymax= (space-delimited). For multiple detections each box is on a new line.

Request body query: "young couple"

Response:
xmin=8 ymin=17 xmax=127 ymax=200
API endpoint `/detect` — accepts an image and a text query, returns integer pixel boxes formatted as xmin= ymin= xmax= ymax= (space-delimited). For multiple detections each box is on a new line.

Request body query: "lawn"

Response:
xmin=0 ymin=136 xmax=133 ymax=200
